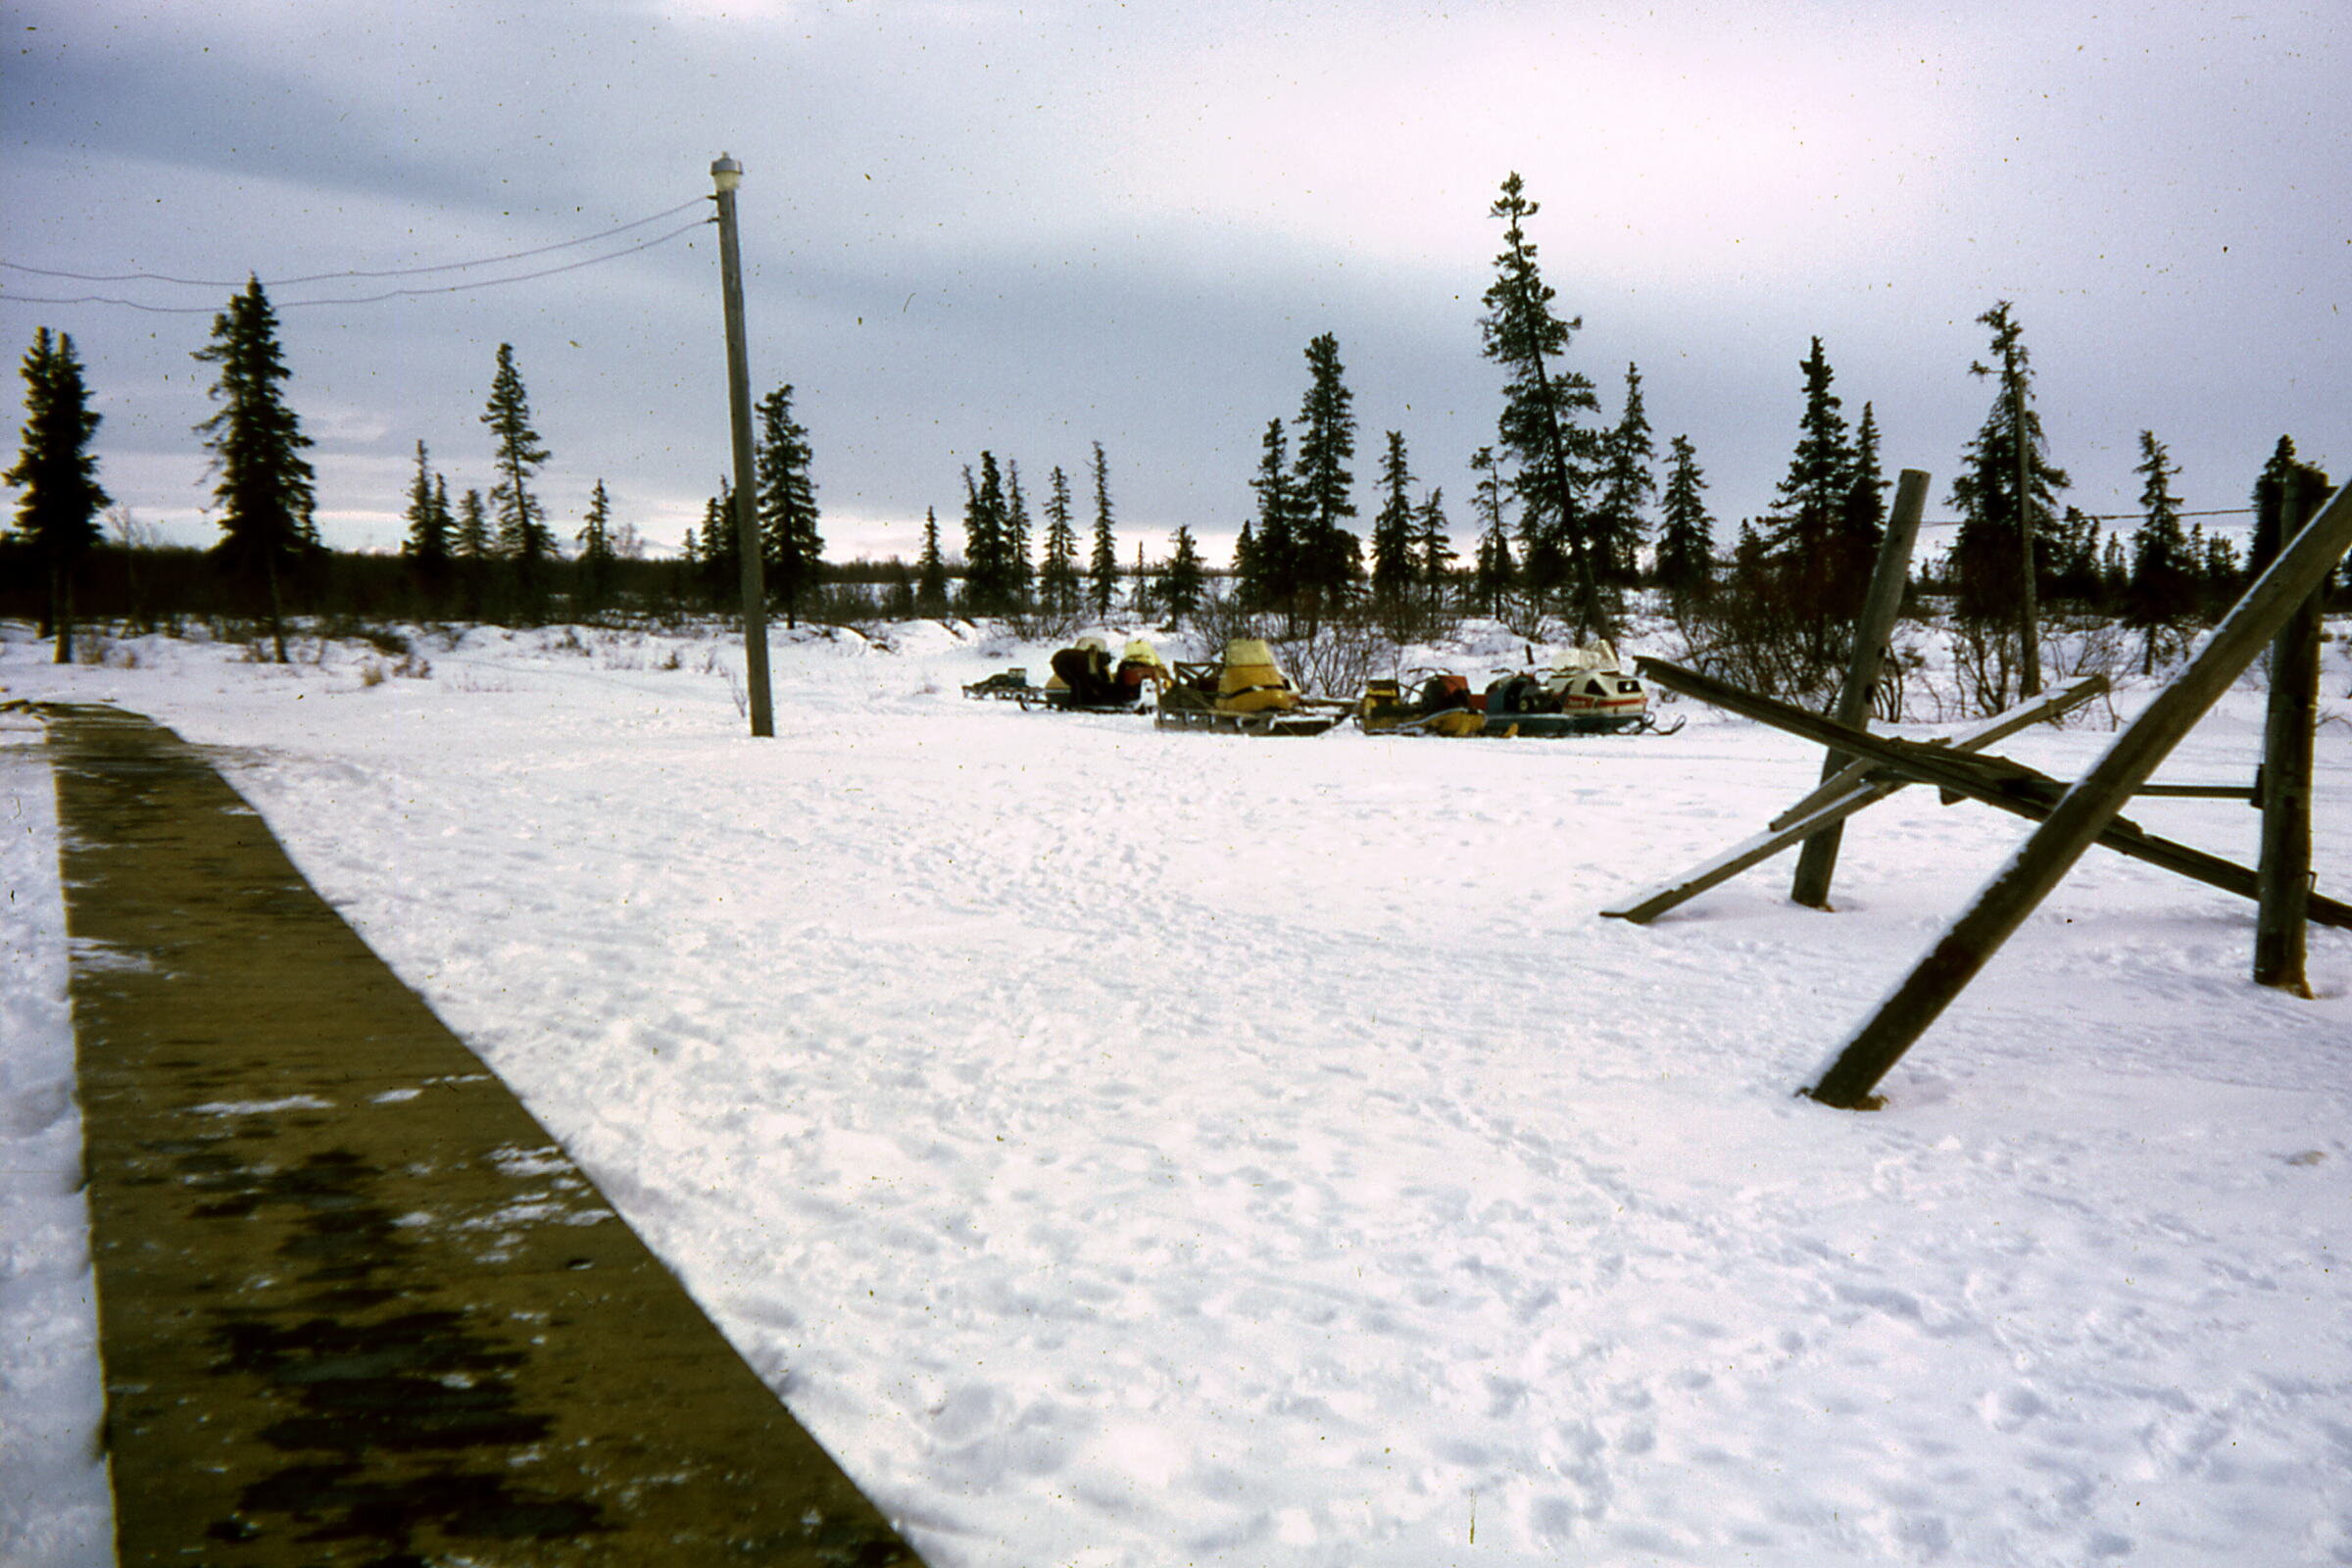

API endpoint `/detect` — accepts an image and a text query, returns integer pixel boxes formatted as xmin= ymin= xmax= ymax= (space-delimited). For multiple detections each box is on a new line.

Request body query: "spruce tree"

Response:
xmin=193 ymin=277 xmax=315 ymax=661
xmin=1417 ymin=488 xmax=1455 ymax=596
xmin=1003 ymin=460 xmax=1034 ymax=611
xmin=1836 ymin=401 xmax=1888 ymax=612
xmin=5 ymin=327 xmax=109 ymax=661
xmin=1652 ymin=434 xmax=1716 ymax=603
xmin=2248 ymin=434 xmax=2331 ymax=573
xmin=401 ymin=439 xmax=453 ymax=576
xmin=1480 ymin=172 xmax=1606 ymax=639
xmin=481 ymin=343 xmax=552 ymax=594
xmin=1087 ymin=442 xmax=1119 ymax=617
xmin=2125 ymin=430 xmax=2196 ymax=673
xmin=1765 ymin=336 xmax=1855 ymax=663
xmin=915 ymin=506 xmax=949 ymax=617
xmin=575 ymin=478 xmax=615 ymax=610
xmin=698 ymin=480 xmax=740 ymax=606
xmin=1039 ymin=466 xmax=1080 ymax=617
xmin=1368 ymin=429 xmax=1418 ymax=606
xmin=1244 ymin=416 xmax=1301 ymax=615
xmin=1591 ymin=363 xmax=1655 ymax=586
xmin=1949 ymin=302 xmax=2068 ymax=627
xmin=960 ymin=453 xmax=1010 ymax=613
xmin=1469 ymin=445 xmax=1515 ymax=614
xmin=755 ymin=384 xmax=822 ymax=626
xmin=1290 ymin=333 xmax=1360 ymax=632
xmin=455 ymin=487 xmax=491 ymax=562
xmin=1158 ymin=525 xmax=1206 ymax=627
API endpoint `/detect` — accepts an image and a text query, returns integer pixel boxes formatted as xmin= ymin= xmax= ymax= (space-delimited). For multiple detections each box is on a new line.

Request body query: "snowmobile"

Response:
xmin=1355 ymin=671 xmax=1487 ymax=737
xmin=1479 ymin=642 xmax=1682 ymax=736
xmin=1354 ymin=643 xmax=1682 ymax=738
xmin=963 ymin=638 xmax=1169 ymax=713
xmin=1155 ymin=639 xmax=1348 ymax=737
xmin=961 ymin=667 xmax=1036 ymax=701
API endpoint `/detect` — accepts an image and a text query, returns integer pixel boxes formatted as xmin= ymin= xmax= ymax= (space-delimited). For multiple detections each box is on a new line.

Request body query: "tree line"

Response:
xmin=7 ymin=178 xmax=2336 ymax=691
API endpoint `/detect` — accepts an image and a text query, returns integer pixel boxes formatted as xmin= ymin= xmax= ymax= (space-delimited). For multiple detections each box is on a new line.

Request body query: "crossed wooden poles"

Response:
xmin=1606 ymin=470 xmax=2352 ymax=1110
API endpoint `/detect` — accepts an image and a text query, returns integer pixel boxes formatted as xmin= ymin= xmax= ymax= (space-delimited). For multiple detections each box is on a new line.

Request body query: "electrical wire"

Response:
xmin=1 ymin=197 xmax=709 ymax=291
xmin=0 ymin=218 xmax=709 ymax=314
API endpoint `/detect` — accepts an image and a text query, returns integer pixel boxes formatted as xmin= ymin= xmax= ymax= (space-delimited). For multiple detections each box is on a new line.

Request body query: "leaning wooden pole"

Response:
xmin=1806 ymin=476 xmax=2352 ymax=1110
xmin=2254 ymin=469 xmax=2330 ymax=995
xmin=1791 ymin=469 xmax=1928 ymax=907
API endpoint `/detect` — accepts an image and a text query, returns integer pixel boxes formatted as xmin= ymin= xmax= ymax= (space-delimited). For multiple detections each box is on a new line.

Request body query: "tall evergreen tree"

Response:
xmin=1157 ymin=525 xmax=1206 ymax=627
xmin=1290 ymin=333 xmax=1360 ymax=630
xmin=481 ymin=343 xmax=552 ymax=589
xmin=5 ymin=327 xmax=109 ymax=661
xmin=2125 ymin=429 xmax=2196 ymax=672
xmin=2247 ymin=434 xmax=2333 ymax=573
xmin=698 ymin=479 xmax=740 ymax=605
xmin=1087 ymin=441 xmax=1119 ymax=617
xmin=1368 ymin=429 xmax=1418 ymax=605
xmin=575 ymin=478 xmax=616 ymax=609
xmin=1652 ymin=434 xmax=1716 ymax=602
xmin=755 ymin=384 xmax=822 ymax=626
xmin=193 ymin=277 xmax=315 ymax=661
xmin=1763 ymin=336 xmax=1856 ymax=663
xmin=1243 ymin=416 xmax=1302 ymax=614
xmin=1469 ymin=445 xmax=1515 ymax=613
xmin=1836 ymin=401 xmax=1888 ymax=610
xmin=1417 ymin=487 xmax=1455 ymax=593
xmin=915 ymin=506 xmax=949 ymax=617
xmin=1003 ymin=461 xmax=1034 ymax=610
xmin=454 ymin=487 xmax=491 ymax=562
xmin=1948 ymin=301 xmax=2069 ymax=626
xmin=1591 ymin=362 xmax=1655 ymax=586
xmin=1480 ymin=172 xmax=1606 ymax=639
xmin=401 ymin=439 xmax=452 ymax=576
xmin=1038 ymin=466 xmax=1080 ymax=616
xmin=960 ymin=452 xmax=1012 ymax=613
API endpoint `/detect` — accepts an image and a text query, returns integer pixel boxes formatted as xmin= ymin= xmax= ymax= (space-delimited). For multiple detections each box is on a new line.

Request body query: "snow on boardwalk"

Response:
xmin=4 ymin=619 xmax=2349 ymax=1568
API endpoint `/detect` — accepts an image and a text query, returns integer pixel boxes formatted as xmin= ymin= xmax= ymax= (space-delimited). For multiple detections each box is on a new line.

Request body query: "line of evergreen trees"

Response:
xmin=6 ymin=183 xmax=2336 ymax=672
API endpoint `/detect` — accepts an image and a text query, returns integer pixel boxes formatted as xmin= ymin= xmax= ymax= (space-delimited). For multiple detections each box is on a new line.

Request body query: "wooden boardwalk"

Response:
xmin=42 ymin=704 xmax=923 ymax=1567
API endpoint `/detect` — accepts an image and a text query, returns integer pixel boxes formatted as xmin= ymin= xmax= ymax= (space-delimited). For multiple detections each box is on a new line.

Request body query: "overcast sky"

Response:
xmin=5 ymin=0 xmax=2345 ymax=570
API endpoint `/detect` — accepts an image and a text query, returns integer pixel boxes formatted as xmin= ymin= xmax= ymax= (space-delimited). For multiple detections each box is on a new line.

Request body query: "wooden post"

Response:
xmin=2254 ymin=468 xmax=2330 ymax=995
xmin=1638 ymin=658 xmax=2352 ymax=930
xmin=1791 ymin=469 xmax=1929 ymax=907
xmin=2010 ymin=361 xmax=2042 ymax=698
xmin=1606 ymin=677 xmax=2104 ymax=925
xmin=711 ymin=154 xmax=775 ymax=739
xmin=1807 ymin=476 xmax=2352 ymax=1109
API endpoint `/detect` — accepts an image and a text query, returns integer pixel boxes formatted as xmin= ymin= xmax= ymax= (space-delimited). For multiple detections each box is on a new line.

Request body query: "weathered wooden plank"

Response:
xmin=1791 ymin=468 xmax=1929 ymax=906
xmin=1603 ymin=676 xmax=2106 ymax=924
xmin=48 ymin=706 xmax=923 ymax=1567
xmin=1805 ymin=473 xmax=2352 ymax=1107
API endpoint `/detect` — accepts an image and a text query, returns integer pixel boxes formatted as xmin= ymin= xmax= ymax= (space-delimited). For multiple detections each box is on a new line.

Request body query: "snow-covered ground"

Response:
xmin=3 ymin=614 xmax=2348 ymax=1568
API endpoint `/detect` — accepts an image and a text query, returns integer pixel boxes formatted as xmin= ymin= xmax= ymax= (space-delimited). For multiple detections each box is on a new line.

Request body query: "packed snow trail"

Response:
xmin=4 ymin=619 xmax=2348 ymax=1567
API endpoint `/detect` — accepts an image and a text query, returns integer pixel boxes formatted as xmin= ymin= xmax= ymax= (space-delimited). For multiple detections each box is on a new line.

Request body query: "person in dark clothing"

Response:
xmin=1049 ymin=638 xmax=1119 ymax=705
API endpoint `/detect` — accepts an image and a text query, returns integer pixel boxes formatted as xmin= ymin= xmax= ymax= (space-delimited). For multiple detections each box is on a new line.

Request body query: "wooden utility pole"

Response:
xmin=1807 ymin=475 xmax=2352 ymax=1109
xmin=711 ymin=153 xmax=775 ymax=738
xmin=2254 ymin=468 xmax=2330 ymax=995
xmin=2008 ymin=353 xmax=2042 ymax=699
xmin=1791 ymin=468 xmax=1928 ymax=907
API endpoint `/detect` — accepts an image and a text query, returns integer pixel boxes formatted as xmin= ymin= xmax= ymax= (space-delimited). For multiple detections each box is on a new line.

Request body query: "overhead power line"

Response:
xmin=0 ymin=199 xmax=710 ymax=313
